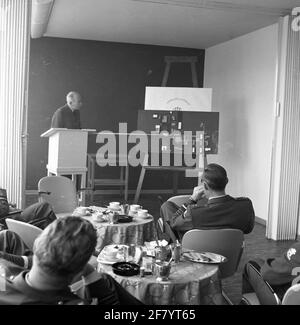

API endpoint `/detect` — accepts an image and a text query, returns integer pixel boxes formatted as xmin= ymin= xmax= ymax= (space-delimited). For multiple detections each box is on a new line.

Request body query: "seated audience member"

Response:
xmin=9 ymin=201 xmax=57 ymax=229
xmin=160 ymin=163 xmax=255 ymax=241
xmin=0 ymin=216 xmax=143 ymax=305
xmin=243 ymin=242 xmax=300 ymax=300
xmin=0 ymin=186 xmax=56 ymax=230
xmin=0 ymin=230 xmax=33 ymax=268
xmin=0 ymin=188 xmax=9 ymax=219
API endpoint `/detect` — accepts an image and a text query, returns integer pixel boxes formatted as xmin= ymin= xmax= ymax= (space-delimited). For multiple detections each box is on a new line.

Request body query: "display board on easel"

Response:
xmin=133 ymin=57 xmax=218 ymax=202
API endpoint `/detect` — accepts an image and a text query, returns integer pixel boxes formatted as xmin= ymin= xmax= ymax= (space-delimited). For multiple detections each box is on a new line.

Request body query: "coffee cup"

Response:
xmin=108 ymin=212 xmax=119 ymax=224
xmin=137 ymin=209 xmax=148 ymax=218
xmin=109 ymin=202 xmax=120 ymax=210
xmin=76 ymin=207 xmax=87 ymax=215
xmin=130 ymin=204 xmax=141 ymax=212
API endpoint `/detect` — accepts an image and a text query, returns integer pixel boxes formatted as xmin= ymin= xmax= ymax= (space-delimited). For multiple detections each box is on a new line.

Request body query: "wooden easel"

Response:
xmin=133 ymin=56 xmax=207 ymax=203
xmin=163 ymin=56 xmax=207 ymax=185
xmin=162 ymin=56 xmax=199 ymax=87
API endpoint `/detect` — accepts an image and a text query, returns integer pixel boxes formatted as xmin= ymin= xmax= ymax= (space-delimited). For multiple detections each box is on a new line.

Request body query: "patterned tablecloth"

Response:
xmin=99 ymin=260 xmax=223 ymax=305
xmin=84 ymin=216 xmax=158 ymax=252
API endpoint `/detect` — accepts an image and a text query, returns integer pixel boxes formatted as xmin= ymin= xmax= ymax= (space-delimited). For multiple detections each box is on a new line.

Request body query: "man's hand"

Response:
xmin=191 ymin=185 xmax=205 ymax=202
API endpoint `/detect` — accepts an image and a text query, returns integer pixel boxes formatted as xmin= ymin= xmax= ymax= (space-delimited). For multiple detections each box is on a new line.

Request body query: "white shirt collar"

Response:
xmin=208 ymin=194 xmax=227 ymax=201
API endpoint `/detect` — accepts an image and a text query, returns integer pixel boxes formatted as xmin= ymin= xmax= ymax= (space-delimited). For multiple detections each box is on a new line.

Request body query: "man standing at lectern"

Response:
xmin=51 ymin=91 xmax=82 ymax=129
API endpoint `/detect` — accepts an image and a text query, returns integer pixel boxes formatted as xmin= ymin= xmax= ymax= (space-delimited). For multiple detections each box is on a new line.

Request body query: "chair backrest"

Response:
xmin=182 ymin=228 xmax=244 ymax=279
xmin=282 ymin=283 xmax=300 ymax=305
xmin=5 ymin=218 xmax=42 ymax=250
xmin=38 ymin=176 xmax=77 ymax=214
xmin=242 ymin=262 xmax=281 ymax=305
xmin=167 ymin=195 xmax=190 ymax=207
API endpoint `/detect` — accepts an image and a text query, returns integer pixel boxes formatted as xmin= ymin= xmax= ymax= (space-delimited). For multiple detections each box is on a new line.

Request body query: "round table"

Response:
xmin=98 ymin=260 xmax=223 ymax=305
xmin=85 ymin=216 xmax=158 ymax=252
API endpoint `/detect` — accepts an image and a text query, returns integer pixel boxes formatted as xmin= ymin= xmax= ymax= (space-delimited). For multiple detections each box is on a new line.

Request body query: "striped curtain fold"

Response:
xmin=267 ymin=15 xmax=300 ymax=240
xmin=0 ymin=0 xmax=30 ymax=208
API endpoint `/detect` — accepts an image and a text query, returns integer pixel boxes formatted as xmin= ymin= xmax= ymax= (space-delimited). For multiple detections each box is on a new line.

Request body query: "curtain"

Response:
xmin=0 ymin=0 xmax=30 ymax=208
xmin=267 ymin=15 xmax=300 ymax=240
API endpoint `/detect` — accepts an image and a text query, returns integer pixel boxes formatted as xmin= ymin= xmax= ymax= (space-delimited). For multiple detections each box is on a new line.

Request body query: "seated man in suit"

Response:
xmin=242 ymin=242 xmax=300 ymax=301
xmin=160 ymin=163 xmax=255 ymax=241
xmin=0 ymin=216 xmax=142 ymax=305
xmin=9 ymin=201 xmax=56 ymax=229
xmin=0 ymin=185 xmax=56 ymax=230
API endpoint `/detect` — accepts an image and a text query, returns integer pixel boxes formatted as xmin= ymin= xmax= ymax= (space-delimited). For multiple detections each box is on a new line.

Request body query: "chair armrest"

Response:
xmin=38 ymin=191 xmax=51 ymax=195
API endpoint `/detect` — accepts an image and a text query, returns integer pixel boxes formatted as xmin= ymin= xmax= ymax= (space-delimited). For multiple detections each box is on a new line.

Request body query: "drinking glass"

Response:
xmin=124 ymin=244 xmax=136 ymax=262
xmin=155 ymin=245 xmax=171 ymax=262
xmin=108 ymin=212 xmax=119 ymax=224
xmin=123 ymin=204 xmax=130 ymax=215
xmin=154 ymin=261 xmax=171 ymax=281
xmin=171 ymin=243 xmax=181 ymax=263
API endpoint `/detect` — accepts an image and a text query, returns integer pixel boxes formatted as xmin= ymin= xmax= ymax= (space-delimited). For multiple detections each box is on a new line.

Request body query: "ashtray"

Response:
xmin=117 ymin=215 xmax=133 ymax=223
xmin=112 ymin=262 xmax=140 ymax=276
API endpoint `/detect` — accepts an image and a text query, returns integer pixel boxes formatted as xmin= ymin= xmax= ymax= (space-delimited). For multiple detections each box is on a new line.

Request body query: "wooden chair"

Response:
xmin=5 ymin=218 xmax=42 ymax=250
xmin=38 ymin=175 xmax=78 ymax=218
xmin=241 ymin=261 xmax=281 ymax=305
xmin=182 ymin=228 xmax=244 ymax=304
xmin=282 ymin=283 xmax=300 ymax=305
xmin=167 ymin=195 xmax=190 ymax=206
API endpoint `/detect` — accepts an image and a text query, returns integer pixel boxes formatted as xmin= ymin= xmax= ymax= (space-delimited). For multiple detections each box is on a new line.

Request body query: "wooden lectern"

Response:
xmin=41 ymin=128 xmax=95 ymax=206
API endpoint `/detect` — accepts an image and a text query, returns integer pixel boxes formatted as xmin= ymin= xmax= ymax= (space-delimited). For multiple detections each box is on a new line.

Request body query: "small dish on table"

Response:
xmin=112 ymin=262 xmax=140 ymax=276
xmin=182 ymin=251 xmax=227 ymax=264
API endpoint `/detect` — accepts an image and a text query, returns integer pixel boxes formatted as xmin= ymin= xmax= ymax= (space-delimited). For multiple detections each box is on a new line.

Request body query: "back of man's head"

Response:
xmin=202 ymin=163 xmax=228 ymax=191
xmin=33 ymin=216 xmax=97 ymax=279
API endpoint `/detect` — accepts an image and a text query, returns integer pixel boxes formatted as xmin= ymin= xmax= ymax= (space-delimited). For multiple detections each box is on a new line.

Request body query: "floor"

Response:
xmin=26 ymin=193 xmax=298 ymax=305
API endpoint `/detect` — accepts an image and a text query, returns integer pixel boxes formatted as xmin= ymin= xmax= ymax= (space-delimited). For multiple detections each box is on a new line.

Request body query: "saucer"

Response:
xmin=136 ymin=213 xmax=151 ymax=219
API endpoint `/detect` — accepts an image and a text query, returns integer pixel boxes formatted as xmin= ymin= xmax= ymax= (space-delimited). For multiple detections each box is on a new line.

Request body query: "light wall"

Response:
xmin=204 ymin=24 xmax=278 ymax=221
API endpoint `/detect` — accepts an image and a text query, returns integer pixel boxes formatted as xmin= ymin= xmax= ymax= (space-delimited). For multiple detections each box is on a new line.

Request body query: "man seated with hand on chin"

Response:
xmin=0 ymin=216 xmax=143 ymax=305
xmin=160 ymin=163 xmax=255 ymax=241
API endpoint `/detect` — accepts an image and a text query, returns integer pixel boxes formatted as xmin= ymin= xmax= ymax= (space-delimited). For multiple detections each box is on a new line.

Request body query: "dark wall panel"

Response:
xmin=27 ymin=37 xmax=205 ymax=190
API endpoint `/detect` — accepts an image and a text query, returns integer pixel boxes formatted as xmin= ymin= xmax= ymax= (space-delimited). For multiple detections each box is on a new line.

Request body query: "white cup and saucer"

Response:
xmin=108 ymin=202 xmax=121 ymax=211
xmin=73 ymin=206 xmax=88 ymax=217
xmin=136 ymin=209 xmax=149 ymax=219
xmin=128 ymin=204 xmax=141 ymax=216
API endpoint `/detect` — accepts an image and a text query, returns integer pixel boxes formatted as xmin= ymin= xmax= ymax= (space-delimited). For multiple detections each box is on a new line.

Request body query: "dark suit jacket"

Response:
xmin=51 ymin=104 xmax=81 ymax=129
xmin=191 ymin=195 xmax=255 ymax=235
xmin=169 ymin=195 xmax=255 ymax=240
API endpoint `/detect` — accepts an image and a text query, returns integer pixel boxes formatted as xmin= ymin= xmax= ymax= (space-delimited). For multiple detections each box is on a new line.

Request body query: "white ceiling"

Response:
xmin=45 ymin=0 xmax=300 ymax=49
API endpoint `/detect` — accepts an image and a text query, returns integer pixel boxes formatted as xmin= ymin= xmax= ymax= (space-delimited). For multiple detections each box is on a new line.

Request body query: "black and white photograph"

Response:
xmin=0 ymin=0 xmax=300 ymax=310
